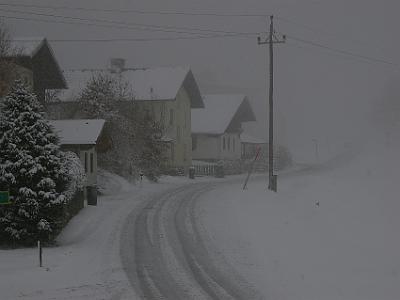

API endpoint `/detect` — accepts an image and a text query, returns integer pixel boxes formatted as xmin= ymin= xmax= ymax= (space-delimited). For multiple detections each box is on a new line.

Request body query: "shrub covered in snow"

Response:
xmin=0 ymin=81 xmax=69 ymax=245
xmin=61 ymin=151 xmax=86 ymax=201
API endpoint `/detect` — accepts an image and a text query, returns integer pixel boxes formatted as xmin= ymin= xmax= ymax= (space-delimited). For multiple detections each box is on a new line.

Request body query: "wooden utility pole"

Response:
xmin=257 ymin=15 xmax=285 ymax=192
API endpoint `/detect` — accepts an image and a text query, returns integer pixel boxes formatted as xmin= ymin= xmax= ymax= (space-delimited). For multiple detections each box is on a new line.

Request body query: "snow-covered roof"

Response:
xmin=124 ymin=66 xmax=189 ymax=100
xmin=58 ymin=66 xmax=204 ymax=108
xmin=11 ymin=37 xmax=47 ymax=57
xmin=240 ymin=133 xmax=267 ymax=144
xmin=50 ymin=119 xmax=106 ymax=145
xmin=191 ymin=94 xmax=256 ymax=135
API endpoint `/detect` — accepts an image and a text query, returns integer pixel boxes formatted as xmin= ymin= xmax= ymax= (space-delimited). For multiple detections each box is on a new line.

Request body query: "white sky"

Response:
xmin=4 ymin=0 xmax=400 ymax=161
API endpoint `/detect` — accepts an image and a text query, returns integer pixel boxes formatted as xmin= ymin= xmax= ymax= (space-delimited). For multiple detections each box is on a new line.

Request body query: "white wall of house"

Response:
xmin=219 ymin=132 xmax=241 ymax=160
xmin=192 ymin=132 xmax=241 ymax=161
xmin=135 ymin=86 xmax=192 ymax=171
xmin=79 ymin=146 xmax=97 ymax=186
xmin=192 ymin=134 xmax=220 ymax=160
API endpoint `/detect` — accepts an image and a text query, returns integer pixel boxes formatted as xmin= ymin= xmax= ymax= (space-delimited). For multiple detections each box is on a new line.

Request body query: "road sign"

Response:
xmin=0 ymin=191 xmax=10 ymax=205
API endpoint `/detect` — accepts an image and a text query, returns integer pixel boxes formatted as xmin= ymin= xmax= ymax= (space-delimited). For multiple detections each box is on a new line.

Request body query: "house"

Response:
xmin=240 ymin=133 xmax=293 ymax=172
xmin=49 ymin=60 xmax=204 ymax=172
xmin=3 ymin=37 xmax=67 ymax=102
xmin=191 ymin=94 xmax=256 ymax=162
xmin=50 ymin=119 xmax=106 ymax=205
xmin=240 ymin=133 xmax=267 ymax=159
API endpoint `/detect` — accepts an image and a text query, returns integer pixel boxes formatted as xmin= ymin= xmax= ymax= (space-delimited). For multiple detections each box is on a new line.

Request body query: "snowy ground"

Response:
xmin=0 ymin=171 xmax=200 ymax=300
xmin=198 ymin=141 xmax=400 ymax=300
xmin=1 ymin=138 xmax=399 ymax=300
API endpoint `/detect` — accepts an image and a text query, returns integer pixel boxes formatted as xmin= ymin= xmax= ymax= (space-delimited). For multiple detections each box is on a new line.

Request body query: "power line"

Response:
xmin=285 ymin=34 xmax=398 ymax=67
xmin=275 ymin=16 xmax=387 ymax=52
xmin=2 ymin=7 xmax=397 ymax=67
xmin=0 ymin=2 xmax=267 ymax=17
xmin=0 ymin=8 xmax=260 ymax=36
xmin=0 ymin=1 xmax=390 ymax=54
xmin=0 ymin=15 xmax=254 ymax=42
xmin=47 ymin=34 xmax=252 ymax=43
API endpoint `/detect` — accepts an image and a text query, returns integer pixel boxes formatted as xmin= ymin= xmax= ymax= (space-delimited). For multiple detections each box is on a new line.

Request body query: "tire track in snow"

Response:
xmin=121 ymin=182 xmax=263 ymax=299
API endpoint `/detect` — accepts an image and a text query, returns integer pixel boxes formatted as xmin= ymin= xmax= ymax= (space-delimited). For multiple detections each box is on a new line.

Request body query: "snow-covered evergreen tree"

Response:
xmin=0 ymin=81 xmax=68 ymax=245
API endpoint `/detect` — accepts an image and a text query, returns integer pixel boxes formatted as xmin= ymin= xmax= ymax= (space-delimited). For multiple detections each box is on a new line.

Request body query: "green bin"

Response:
xmin=87 ymin=186 xmax=97 ymax=206
xmin=215 ymin=165 xmax=224 ymax=178
xmin=189 ymin=167 xmax=195 ymax=179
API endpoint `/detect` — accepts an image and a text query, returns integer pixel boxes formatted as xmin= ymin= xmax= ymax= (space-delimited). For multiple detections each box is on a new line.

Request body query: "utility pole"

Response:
xmin=257 ymin=15 xmax=285 ymax=192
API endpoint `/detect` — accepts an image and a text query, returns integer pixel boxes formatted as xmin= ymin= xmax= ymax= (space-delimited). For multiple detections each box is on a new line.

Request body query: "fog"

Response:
xmin=5 ymin=0 xmax=400 ymax=162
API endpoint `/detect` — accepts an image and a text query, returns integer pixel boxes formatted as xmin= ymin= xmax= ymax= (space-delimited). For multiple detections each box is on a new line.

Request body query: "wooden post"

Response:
xmin=243 ymin=146 xmax=262 ymax=190
xmin=38 ymin=240 xmax=42 ymax=267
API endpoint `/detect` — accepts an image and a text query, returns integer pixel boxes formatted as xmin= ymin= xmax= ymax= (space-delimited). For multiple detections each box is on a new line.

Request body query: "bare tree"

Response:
xmin=78 ymin=72 xmax=165 ymax=180
xmin=0 ymin=21 xmax=17 ymax=96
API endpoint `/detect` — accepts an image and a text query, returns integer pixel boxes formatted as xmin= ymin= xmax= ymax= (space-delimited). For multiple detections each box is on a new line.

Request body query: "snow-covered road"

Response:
xmin=121 ymin=181 xmax=262 ymax=299
xmin=0 ymin=172 xmax=214 ymax=300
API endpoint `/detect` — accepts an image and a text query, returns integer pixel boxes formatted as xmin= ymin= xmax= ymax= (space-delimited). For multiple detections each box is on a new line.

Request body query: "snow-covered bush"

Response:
xmin=0 ymin=81 xmax=68 ymax=245
xmin=61 ymin=151 xmax=86 ymax=201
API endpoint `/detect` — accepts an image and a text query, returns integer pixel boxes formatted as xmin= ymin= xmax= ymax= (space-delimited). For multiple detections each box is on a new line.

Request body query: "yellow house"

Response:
xmin=51 ymin=63 xmax=204 ymax=173
xmin=121 ymin=66 xmax=204 ymax=172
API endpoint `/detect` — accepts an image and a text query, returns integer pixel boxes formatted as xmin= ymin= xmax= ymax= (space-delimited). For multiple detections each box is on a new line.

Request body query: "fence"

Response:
xmin=192 ymin=162 xmax=217 ymax=176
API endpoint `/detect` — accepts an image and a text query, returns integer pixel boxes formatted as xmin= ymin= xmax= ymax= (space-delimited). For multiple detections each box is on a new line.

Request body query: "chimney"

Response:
xmin=109 ymin=58 xmax=125 ymax=73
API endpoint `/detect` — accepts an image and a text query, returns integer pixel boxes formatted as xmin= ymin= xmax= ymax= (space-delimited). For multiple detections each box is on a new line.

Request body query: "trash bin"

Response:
xmin=189 ymin=166 xmax=195 ymax=179
xmin=87 ymin=186 xmax=97 ymax=206
xmin=215 ymin=164 xmax=224 ymax=178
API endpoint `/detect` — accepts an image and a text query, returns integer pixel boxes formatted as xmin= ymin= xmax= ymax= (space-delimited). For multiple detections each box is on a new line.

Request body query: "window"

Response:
xmin=145 ymin=109 xmax=150 ymax=119
xmin=233 ymin=137 xmax=235 ymax=152
xmin=177 ymin=126 xmax=181 ymax=142
xmin=228 ymin=137 xmax=231 ymax=151
xmin=90 ymin=153 xmax=94 ymax=173
xmin=161 ymin=103 xmax=166 ymax=123
xmin=192 ymin=135 xmax=197 ymax=150
xmin=183 ymin=144 xmax=187 ymax=161
xmin=169 ymin=109 xmax=174 ymax=126
xmin=84 ymin=152 xmax=88 ymax=173
xmin=223 ymin=137 xmax=226 ymax=150
xmin=171 ymin=143 xmax=175 ymax=161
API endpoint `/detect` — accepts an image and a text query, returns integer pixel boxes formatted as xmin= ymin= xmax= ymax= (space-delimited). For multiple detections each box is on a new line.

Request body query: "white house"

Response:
xmin=191 ymin=94 xmax=256 ymax=161
xmin=240 ymin=133 xmax=267 ymax=159
xmin=50 ymin=119 xmax=106 ymax=205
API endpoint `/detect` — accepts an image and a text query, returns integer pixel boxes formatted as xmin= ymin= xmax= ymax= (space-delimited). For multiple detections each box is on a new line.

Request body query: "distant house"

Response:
xmin=50 ymin=119 xmax=106 ymax=205
xmin=240 ymin=133 xmax=267 ymax=159
xmin=191 ymin=94 xmax=256 ymax=161
xmin=4 ymin=37 xmax=67 ymax=103
xmin=240 ymin=133 xmax=293 ymax=171
xmin=49 ymin=60 xmax=204 ymax=172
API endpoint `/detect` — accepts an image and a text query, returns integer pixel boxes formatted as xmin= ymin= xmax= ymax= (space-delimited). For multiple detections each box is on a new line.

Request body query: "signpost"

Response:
xmin=0 ymin=191 xmax=10 ymax=205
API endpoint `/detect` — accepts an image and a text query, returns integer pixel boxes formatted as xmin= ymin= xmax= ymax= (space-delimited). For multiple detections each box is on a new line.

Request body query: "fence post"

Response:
xmin=38 ymin=240 xmax=42 ymax=267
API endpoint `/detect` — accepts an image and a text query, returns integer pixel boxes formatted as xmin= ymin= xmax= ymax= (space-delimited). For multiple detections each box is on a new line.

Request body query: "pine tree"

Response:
xmin=0 ymin=81 xmax=68 ymax=245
